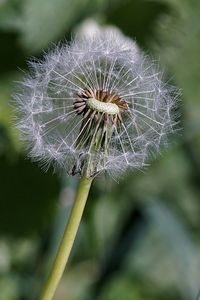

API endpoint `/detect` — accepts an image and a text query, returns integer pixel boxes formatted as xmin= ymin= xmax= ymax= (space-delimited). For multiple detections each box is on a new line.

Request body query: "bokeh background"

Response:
xmin=0 ymin=0 xmax=200 ymax=299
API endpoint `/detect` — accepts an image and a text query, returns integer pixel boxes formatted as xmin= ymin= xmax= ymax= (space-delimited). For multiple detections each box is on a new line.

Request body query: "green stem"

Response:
xmin=39 ymin=176 xmax=93 ymax=300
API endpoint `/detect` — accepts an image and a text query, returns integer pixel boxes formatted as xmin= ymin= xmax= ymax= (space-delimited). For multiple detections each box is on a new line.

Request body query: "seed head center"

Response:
xmin=74 ymin=89 xmax=129 ymax=124
xmin=87 ymin=98 xmax=120 ymax=115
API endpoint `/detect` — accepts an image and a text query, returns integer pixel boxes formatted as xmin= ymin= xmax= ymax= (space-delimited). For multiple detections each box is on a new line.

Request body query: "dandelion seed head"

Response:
xmin=14 ymin=28 xmax=179 ymax=178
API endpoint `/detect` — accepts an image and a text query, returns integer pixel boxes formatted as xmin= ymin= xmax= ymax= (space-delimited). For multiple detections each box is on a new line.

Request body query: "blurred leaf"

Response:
xmin=125 ymin=202 xmax=199 ymax=300
xmin=154 ymin=0 xmax=200 ymax=137
xmin=0 ymin=74 xmax=24 ymax=153
xmin=17 ymin=0 xmax=90 ymax=52
xmin=0 ymin=276 xmax=20 ymax=300
xmin=0 ymin=0 xmax=117 ymax=53
xmin=112 ymin=143 xmax=200 ymax=231
xmin=99 ymin=275 xmax=142 ymax=300
xmin=146 ymin=202 xmax=199 ymax=299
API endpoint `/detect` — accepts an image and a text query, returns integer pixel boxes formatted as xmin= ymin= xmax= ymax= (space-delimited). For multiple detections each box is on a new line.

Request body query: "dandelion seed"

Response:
xmin=14 ymin=28 xmax=178 ymax=178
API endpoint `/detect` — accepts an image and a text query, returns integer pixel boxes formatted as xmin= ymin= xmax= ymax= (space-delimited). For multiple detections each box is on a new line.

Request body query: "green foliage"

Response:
xmin=0 ymin=0 xmax=200 ymax=299
xmin=0 ymin=0 xmax=116 ymax=53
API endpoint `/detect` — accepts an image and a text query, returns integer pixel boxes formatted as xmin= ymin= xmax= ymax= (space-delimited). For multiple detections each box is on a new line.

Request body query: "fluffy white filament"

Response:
xmin=14 ymin=28 xmax=178 ymax=177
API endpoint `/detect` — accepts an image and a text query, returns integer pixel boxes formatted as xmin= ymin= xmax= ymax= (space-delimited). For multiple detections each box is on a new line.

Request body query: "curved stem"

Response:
xmin=39 ymin=176 xmax=93 ymax=300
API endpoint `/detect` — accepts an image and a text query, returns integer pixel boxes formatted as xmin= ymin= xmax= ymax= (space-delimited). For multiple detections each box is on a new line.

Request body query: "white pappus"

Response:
xmin=14 ymin=28 xmax=179 ymax=178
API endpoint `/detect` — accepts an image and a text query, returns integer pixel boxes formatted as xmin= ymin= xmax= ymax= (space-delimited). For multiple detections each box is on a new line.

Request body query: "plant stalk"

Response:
xmin=39 ymin=175 xmax=93 ymax=300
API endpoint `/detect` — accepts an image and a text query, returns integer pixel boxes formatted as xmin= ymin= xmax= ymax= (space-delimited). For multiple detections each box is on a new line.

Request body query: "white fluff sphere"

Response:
xmin=14 ymin=29 xmax=178 ymax=178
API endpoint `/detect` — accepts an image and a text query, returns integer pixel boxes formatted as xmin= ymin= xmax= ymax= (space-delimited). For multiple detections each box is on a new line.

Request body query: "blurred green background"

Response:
xmin=0 ymin=0 xmax=200 ymax=299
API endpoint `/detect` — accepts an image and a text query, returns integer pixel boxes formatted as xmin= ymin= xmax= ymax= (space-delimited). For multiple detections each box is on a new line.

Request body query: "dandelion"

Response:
xmin=14 ymin=28 xmax=178 ymax=300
